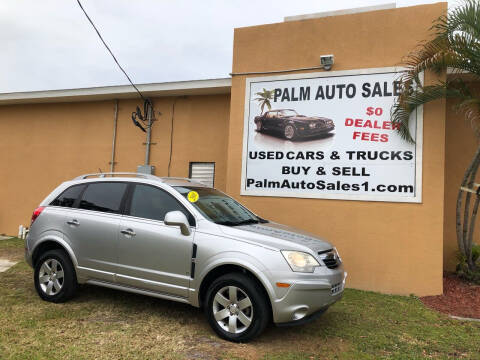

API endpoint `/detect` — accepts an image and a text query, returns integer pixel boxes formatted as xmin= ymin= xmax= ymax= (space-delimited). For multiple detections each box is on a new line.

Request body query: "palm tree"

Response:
xmin=392 ymin=0 xmax=480 ymax=277
xmin=254 ymin=88 xmax=273 ymax=115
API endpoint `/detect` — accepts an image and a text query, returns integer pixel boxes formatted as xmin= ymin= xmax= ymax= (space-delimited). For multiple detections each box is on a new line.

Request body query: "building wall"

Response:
xmin=444 ymin=88 xmax=480 ymax=270
xmin=0 ymin=2 xmax=454 ymax=296
xmin=227 ymin=3 xmax=447 ymax=296
xmin=0 ymin=94 xmax=230 ymax=235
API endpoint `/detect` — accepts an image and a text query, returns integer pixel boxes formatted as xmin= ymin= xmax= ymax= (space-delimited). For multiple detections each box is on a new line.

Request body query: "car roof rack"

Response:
xmin=159 ymin=177 xmax=209 ymax=186
xmin=159 ymin=177 xmax=198 ymax=182
xmin=74 ymin=172 xmax=160 ymax=180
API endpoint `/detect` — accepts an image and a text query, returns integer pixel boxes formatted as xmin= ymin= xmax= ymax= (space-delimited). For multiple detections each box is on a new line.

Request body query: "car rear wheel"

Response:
xmin=34 ymin=249 xmax=77 ymax=303
xmin=284 ymin=124 xmax=297 ymax=140
xmin=205 ymin=273 xmax=270 ymax=342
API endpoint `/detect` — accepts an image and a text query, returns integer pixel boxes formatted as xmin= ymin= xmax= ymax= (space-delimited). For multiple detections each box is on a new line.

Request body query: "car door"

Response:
xmin=61 ymin=181 xmax=128 ymax=283
xmin=116 ymin=183 xmax=195 ymax=298
xmin=274 ymin=113 xmax=285 ymax=131
xmin=263 ymin=112 xmax=273 ymax=129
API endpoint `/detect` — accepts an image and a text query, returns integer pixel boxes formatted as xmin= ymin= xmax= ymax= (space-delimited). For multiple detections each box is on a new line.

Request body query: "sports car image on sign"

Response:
xmin=254 ymin=109 xmax=335 ymax=140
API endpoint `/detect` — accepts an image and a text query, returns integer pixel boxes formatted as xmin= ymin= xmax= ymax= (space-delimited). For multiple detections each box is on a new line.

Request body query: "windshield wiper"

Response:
xmin=215 ymin=220 xmax=239 ymax=226
xmin=216 ymin=219 xmax=260 ymax=227
xmin=230 ymin=219 xmax=260 ymax=226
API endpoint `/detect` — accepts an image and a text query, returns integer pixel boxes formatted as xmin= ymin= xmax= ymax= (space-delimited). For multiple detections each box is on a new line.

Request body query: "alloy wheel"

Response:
xmin=284 ymin=125 xmax=295 ymax=139
xmin=38 ymin=258 xmax=64 ymax=296
xmin=212 ymin=286 xmax=253 ymax=334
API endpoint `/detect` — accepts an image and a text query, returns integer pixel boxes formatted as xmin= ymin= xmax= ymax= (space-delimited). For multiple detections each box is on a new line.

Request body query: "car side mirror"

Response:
xmin=164 ymin=211 xmax=191 ymax=236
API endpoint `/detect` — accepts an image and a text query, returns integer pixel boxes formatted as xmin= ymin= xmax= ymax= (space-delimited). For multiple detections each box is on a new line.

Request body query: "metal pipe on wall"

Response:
xmin=110 ymin=99 xmax=118 ymax=172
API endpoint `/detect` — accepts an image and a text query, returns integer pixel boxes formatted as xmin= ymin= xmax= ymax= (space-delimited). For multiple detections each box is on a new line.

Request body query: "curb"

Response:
xmin=0 ymin=259 xmax=18 ymax=272
xmin=449 ymin=315 xmax=480 ymax=322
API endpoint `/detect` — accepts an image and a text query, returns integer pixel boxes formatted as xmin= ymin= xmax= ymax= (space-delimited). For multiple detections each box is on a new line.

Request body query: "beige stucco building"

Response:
xmin=1 ymin=2 xmax=473 ymax=296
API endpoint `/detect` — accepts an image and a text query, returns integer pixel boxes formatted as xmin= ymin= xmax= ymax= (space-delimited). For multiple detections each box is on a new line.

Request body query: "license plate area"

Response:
xmin=331 ymin=282 xmax=344 ymax=295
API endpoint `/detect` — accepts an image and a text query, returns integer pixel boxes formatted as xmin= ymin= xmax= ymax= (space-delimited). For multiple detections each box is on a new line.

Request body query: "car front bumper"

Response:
xmin=269 ymin=267 xmax=346 ymax=324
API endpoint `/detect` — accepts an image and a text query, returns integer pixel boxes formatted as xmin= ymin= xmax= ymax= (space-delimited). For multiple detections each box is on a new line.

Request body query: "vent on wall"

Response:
xmin=189 ymin=162 xmax=215 ymax=187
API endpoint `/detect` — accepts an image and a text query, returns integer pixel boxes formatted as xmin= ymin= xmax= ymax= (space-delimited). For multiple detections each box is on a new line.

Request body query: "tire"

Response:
xmin=255 ymin=120 xmax=264 ymax=132
xmin=284 ymin=124 xmax=297 ymax=140
xmin=205 ymin=273 xmax=270 ymax=342
xmin=34 ymin=249 xmax=77 ymax=303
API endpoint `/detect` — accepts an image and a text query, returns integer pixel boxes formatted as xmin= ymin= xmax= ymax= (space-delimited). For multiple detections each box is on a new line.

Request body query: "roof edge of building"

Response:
xmin=284 ymin=3 xmax=396 ymax=22
xmin=0 ymin=78 xmax=232 ymax=105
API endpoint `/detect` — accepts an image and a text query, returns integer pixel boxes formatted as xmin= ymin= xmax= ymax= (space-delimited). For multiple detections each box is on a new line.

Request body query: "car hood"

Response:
xmin=290 ymin=116 xmax=330 ymax=122
xmin=219 ymin=221 xmax=333 ymax=253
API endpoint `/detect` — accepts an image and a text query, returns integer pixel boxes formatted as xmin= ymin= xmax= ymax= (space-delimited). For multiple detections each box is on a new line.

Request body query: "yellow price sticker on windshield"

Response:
xmin=187 ymin=191 xmax=199 ymax=203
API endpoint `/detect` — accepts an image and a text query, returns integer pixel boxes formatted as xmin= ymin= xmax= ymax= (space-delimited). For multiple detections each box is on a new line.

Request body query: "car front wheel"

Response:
xmin=284 ymin=124 xmax=297 ymax=140
xmin=34 ymin=249 xmax=77 ymax=303
xmin=205 ymin=273 xmax=270 ymax=342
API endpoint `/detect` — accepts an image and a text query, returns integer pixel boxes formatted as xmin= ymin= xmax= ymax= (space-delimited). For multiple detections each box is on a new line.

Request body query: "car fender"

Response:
xmin=191 ymin=251 xmax=276 ymax=307
xmin=31 ymin=231 xmax=79 ymax=268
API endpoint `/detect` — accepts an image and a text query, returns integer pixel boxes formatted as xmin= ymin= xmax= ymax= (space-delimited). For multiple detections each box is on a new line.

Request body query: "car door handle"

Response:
xmin=120 ymin=228 xmax=136 ymax=236
xmin=66 ymin=219 xmax=80 ymax=226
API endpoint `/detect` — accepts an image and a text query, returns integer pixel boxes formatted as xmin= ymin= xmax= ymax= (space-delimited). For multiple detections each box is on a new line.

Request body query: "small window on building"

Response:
xmin=189 ymin=162 xmax=215 ymax=187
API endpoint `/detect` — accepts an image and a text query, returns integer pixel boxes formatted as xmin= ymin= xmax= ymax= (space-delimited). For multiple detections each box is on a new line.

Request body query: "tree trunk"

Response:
xmin=467 ymin=197 xmax=480 ymax=270
xmin=456 ymin=147 xmax=480 ymax=255
xmin=457 ymin=144 xmax=480 ymax=272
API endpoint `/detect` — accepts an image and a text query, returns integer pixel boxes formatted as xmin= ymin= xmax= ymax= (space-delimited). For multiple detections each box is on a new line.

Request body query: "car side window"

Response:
xmin=79 ymin=182 xmax=127 ymax=214
xmin=50 ymin=184 xmax=86 ymax=208
xmin=129 ymin=184 xmax=195 ymax=226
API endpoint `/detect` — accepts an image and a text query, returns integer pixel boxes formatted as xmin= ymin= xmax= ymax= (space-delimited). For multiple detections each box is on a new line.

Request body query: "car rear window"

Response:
xmin=50 ymin=184 xmax=86 ymax=208
xmin=79 ymin=182 xmax=127 ymax=214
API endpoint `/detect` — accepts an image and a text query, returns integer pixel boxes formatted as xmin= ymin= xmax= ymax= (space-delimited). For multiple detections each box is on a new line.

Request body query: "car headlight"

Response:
xmin=281 ymin=250 xmax=320 ymax=273
xmin=334 ymin=247 xmax=342 ymax=262
xmin=309 ymin=123 xmax=316 ymax=128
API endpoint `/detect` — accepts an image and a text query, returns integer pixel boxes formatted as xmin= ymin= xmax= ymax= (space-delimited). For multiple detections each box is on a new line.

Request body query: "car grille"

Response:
xmin=318 ymin=249 xmax=340 ymax=269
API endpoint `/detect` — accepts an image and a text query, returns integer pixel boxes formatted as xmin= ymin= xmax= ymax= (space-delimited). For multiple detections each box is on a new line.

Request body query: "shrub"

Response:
xmin=456 ymin=244 xmax=480 ymax=284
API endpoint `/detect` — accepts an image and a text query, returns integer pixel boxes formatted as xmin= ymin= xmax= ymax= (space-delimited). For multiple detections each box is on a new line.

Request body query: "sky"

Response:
xmin=0 ymin=0 xmax=457 ymax=93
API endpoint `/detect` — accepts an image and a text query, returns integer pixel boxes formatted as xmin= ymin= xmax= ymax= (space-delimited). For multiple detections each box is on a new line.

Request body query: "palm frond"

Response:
xmin=399 ymin=1 xmax=480 ymax=88
xmin=434 ymin=0 xmax=480 ymax=41
xmin=456 ymin=97 xmax=480 ymax=137
xmin=255 ymin=88 xmax=273 ymax=114
xmin=392 ymin=80 xmax=471 ymax=142
xmin=394 ymin=1 xmax=480 ymax=142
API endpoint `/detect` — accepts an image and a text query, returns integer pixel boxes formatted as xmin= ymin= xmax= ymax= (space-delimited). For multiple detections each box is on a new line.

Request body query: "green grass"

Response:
xmin=0 ymin=238 xmax=479 ymax=359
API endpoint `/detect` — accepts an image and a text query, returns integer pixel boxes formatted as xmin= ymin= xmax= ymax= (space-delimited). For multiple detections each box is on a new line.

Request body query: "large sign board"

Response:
xmin=240 ymin=67 xmax=423 ymax=203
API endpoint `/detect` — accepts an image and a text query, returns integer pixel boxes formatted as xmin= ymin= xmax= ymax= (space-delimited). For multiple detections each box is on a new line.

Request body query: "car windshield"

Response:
xmin=174 ymin=186 xmax=267 ymax=226
xmin=276 ymin=110 xmax=298 ymax=117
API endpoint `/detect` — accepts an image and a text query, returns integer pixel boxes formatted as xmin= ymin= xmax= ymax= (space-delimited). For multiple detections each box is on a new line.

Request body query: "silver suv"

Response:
xmin=25 ymin=173 xmax=346 ymax=342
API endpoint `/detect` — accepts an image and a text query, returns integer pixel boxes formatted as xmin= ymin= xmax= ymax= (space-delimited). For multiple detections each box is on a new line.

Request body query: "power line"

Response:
xmin=75 ymin=0 xmax=146 ymax=101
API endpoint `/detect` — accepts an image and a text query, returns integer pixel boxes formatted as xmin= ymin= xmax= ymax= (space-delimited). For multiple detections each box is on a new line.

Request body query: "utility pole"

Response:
xmin=144 ymin=100 xmax=153 ymax=166
xmin=137 ymin=100 xmax=156 ymax=175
